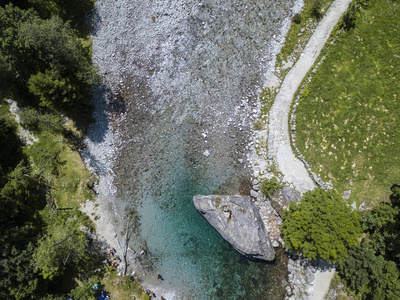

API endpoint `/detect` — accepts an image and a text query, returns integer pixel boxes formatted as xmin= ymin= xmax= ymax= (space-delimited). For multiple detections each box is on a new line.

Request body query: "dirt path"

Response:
xmin=266 ymin=0 xmax=352 ymax=298
xmin=268 ymin=0 xmax=352 ymax=196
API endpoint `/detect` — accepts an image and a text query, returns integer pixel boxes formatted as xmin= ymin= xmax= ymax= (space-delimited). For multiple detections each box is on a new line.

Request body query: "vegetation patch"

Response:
xmin=101 ymin=266 xmax=150 ymax=300
xmin=295 ymin=0 xmax=400 ymax=205
xmin=260 ymin=177 xmax=283 ymax=197
xmin=282 ymin=188 xmax=361 ymax=262
xmin=255 ymin=0 xmax=334 ymax=129
xmin=336 ymin=184 xmax=400 ymax=298
xmin=215 ymin=196 xmax=222 ymax=208
xmin=276 ymin=0 xmax=334 ymax=79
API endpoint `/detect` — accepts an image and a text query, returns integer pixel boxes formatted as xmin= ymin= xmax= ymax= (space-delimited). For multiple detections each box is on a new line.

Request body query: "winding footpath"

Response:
xmin=266 ymin=0 xmax=352 ymax=298
xmin=268 ymin=0 xmax=352 ymax=196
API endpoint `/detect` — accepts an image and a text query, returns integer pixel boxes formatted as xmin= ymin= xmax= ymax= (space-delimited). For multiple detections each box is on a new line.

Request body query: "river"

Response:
xmin=90 ymin=0 xmax=298 ymax=298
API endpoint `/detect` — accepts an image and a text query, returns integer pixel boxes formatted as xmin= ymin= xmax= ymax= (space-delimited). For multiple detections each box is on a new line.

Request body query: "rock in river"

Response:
xmin=193 ymin=195 xmax=275 ymax=261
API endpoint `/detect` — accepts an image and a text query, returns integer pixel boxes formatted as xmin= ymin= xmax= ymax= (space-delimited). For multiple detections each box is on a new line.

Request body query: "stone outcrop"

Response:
xmin=270 ymin=187 xmax=301 ymax=217
xmin=193 ymin=194 xmax=275 ymax=261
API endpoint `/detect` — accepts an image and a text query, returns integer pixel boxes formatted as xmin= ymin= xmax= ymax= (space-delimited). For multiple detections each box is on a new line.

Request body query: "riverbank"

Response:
xmin=251 ymin=0 xmax=353 ymax=299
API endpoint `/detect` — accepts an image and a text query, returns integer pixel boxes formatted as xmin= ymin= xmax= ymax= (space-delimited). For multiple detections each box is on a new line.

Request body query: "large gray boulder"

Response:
xmin=270 ymin=187 xmax=301 ymax=217
xmin=193 ymin=195 xmax=275 ymax=261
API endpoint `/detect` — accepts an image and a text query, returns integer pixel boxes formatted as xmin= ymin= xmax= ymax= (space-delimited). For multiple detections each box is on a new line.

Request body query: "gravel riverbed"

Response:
xmin=82 ymin=0 xmax=314 ymax=298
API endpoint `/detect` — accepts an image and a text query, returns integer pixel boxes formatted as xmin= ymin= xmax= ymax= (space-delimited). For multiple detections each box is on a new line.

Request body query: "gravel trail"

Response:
xmin=268 ymin=0 xmax=352 ymax=195
xmin=266 ymin=0 xmax=352 ymax=299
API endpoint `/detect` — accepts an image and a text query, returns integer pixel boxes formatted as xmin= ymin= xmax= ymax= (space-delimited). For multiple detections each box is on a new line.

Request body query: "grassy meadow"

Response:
xmin=295 ymin=0 xmax=400 ymax=206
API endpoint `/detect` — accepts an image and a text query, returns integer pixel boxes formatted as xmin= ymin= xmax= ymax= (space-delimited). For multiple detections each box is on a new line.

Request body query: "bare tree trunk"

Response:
xmin=122 ymin=217 xmax=132 ymax=276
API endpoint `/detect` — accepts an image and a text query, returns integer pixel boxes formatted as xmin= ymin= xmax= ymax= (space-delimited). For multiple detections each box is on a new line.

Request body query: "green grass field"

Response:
xmin=295 ymin=0 xmax=400 ymax=206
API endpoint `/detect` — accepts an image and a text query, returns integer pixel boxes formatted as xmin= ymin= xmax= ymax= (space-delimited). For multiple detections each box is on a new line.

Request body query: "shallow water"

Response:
xmin=92 ymin=0 xmax=296 ymax=298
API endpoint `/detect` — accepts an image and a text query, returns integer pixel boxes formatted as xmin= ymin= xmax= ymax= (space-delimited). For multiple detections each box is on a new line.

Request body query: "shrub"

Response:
xmin=341 ymin=2 xmax=361 ymax=30
xmin=20 ymin=108 xmax=63 ymax=132
xmin=293 ymin=13 xmax=302 ymax=24
xmin=311 ymin=0 xmax=323 ymax=20
xmin=19 ymin=108 xmax=40 ymax=131
xmin=260 ymin=177 xmax=282 ymax=197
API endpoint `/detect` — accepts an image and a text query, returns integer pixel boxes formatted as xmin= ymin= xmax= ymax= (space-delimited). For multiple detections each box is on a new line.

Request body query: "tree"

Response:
xmin=28 ymin=69 xmax=82 ymax=109
xmin=0 ymin=118 xmax=23 ymax=176
xmin=27 ymin=0 xmax=94 ymax=32
xmin=33 ymin=216 xmax=88 ymax=280
xmin=338 ymin=239 xmax=400 ymax=299
xmin=0 ymin=240 xmax=40 ymax=299
xmin=0 ymin=4 xmax=95 ymax=109
xmin=281 ymin=188 xmax=361 ymax=262
xmin=0 ymin=162 xmax=42 ymax=225
xmin=362 ymin=184 xmax=400 ymax=263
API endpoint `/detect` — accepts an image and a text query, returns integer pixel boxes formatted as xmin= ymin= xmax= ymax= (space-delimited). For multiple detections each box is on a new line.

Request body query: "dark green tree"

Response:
xmin=338 ymin=239 xmax=400 ymax=299
xmin=281 ymin=188 xmax=361 ymax=262
xmin=362 ymin=184 xmax=400 ymax=263
xmin=28 ymin=69 xmax=82 ymax=109
xmin=0 ymin=117 xmax=23 ymax=176
xmin=27 ymin=0 xmax=94 ymax=31
xmin=0 ymin=4 xmax=94 ymax=109
xmin=33 ymin=215 xmax=89 ymax=280
xmin=0 ymin=162 xmax=42 ymax=225
xmin=0 ymin=238 xmax=40 ymax=299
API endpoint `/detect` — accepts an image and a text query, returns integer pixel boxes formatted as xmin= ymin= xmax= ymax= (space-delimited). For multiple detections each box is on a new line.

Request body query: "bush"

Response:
xmin=260 ymin=177 xmax=282 ymax=197
xmin=281 ymin=188 xmax=361 ymax=262
xmin=19 ymin=108 xmax=40 ymax=131
xmin=341 ymin=2 xmax=361 ymax=30
xmin=27 ymin=138 xmax=62 ymax=175
xmin=293 ymin=13 xmax=302 ymax=24
xmin=20 ymin=108 xmax=63 ymax=133
xmin=311 ymin=0 xmax=323 ymax=20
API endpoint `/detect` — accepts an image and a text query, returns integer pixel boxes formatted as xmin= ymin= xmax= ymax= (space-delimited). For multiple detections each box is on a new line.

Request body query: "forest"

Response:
xmin=0 ymin=1 xmax=148 ymax=299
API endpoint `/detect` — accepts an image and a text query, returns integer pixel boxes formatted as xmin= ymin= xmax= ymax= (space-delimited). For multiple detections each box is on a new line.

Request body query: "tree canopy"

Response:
xmin=337 ymin=184 xmax=400 ymax=298
xmin=281 ymin=188 xmax=361 ymax=262
xmin=0 ymin=4 xmax=95 ymax=111
xmin=338 ymin=239 xmax=400 ymax=299
xmin=361 ymin=184 xmax=400 ymax=263
xmin=33 ymin=214 xmax=89 ymax=280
